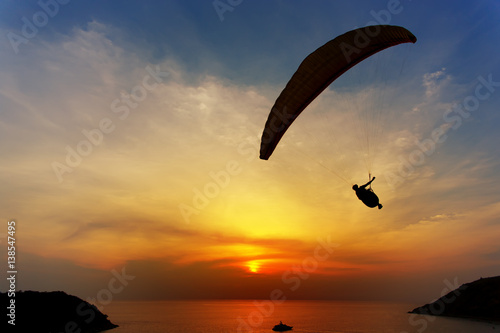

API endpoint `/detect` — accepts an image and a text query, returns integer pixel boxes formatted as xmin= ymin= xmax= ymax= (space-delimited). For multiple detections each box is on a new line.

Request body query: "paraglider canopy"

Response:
xmin=260 ymin=25 xmax=416 ymax=160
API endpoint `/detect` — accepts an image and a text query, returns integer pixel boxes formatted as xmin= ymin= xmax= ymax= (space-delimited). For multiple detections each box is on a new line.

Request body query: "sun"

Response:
xmin=247 ymin=261 xmax=260 ymax=273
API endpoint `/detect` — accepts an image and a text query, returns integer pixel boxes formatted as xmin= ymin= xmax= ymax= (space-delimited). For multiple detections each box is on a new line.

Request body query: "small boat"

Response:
xmin=272 ymin=321 xmax=293 ymax=331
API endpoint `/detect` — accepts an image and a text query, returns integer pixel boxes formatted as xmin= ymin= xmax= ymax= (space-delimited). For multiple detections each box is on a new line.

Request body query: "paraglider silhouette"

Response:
xmin=259 ymin=25 xmax=417 ymax=207
xmin=353 ymin=176 xmax=383 ymax=209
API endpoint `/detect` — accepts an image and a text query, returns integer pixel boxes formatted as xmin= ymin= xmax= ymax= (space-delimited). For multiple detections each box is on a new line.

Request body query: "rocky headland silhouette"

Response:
xmin=409 ymin=275 xmax=500 ymax=323
xmin=1 ymin=290 xmax=117 ymax=333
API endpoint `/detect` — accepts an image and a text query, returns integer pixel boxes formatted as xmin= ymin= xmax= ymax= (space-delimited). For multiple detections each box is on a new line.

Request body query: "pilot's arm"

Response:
xmin=360 ymin=177 xmax=375 ymax=189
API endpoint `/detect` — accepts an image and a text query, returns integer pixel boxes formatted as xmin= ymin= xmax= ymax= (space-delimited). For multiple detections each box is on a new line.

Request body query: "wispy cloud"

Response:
xmin=2 ymin=1 xmax=500 ymax=303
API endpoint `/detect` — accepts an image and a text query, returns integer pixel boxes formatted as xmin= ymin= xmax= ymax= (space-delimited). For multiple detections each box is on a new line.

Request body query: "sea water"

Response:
xmin=103 ymin=300 xmax=498 ymax=333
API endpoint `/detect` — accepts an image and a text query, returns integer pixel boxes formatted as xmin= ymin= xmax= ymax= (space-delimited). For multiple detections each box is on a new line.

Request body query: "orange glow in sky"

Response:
xmin=2 ymin=6 xmax=500 ymax=303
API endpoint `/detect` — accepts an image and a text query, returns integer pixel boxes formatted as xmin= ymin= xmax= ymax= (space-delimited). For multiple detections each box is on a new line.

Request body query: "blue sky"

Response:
xmin=1 ymin=0 xmax=500 ymax=303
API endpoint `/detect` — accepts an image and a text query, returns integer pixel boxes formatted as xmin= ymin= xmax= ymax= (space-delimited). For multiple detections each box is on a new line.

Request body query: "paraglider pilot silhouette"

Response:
xmin=352 ymin=176 xmax=383 ymax=209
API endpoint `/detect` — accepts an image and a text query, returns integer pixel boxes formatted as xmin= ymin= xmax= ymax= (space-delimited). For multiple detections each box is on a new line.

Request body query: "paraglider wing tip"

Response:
xmin=388 ymin=25 xmax=417 ymax=44
xmin=398 ymin=26 xmax=417 ymax=44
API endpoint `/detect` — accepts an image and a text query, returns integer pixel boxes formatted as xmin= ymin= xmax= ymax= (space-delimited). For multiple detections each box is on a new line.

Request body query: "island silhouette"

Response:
xmin=409 ymin=275 xmax=500 ymax=323
xmin=1 ymin=290 xmax=117 ymax=333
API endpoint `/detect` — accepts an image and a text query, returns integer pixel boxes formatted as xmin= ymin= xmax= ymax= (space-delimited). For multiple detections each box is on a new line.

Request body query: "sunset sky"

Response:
xmin=1 ymin=0 xmax=500 ymax=304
